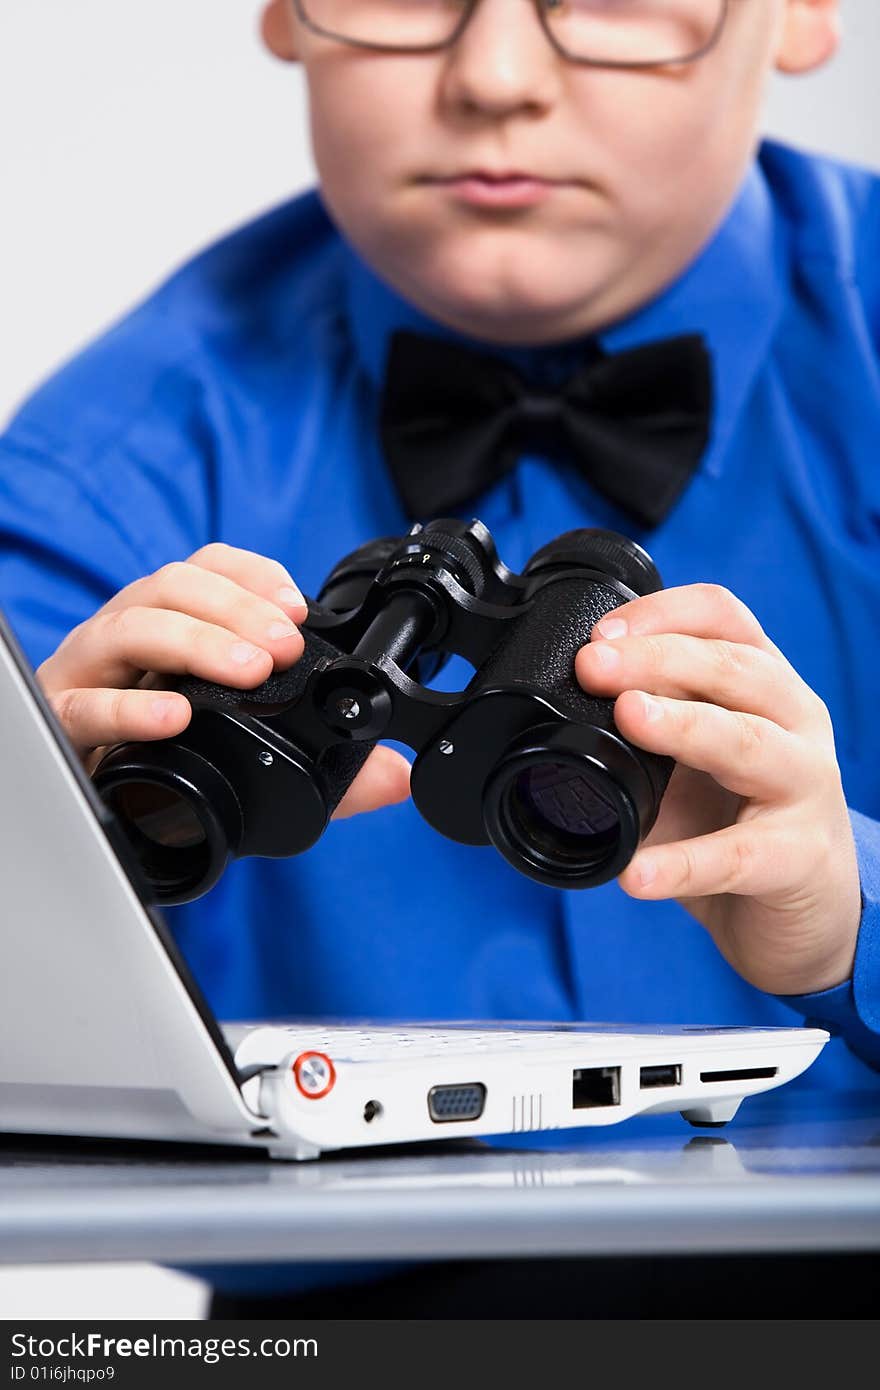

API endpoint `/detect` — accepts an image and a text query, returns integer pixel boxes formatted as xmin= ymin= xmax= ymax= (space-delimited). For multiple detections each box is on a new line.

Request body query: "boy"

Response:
xmin=1 ymin=0 xmax=878 ymax=1315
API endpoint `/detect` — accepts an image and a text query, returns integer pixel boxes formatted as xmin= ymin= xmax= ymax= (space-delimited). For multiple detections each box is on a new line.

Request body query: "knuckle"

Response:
xmin=728 ymin=835 xmax=754 ymax=890
xmin=53 ymin=618 xmax=88 ymax=659
xmin=711 ymin=637 xmax=747 ymax=678
xmin=52 ymin=687 xmax=82 ymax=732
xmin=675 ymin=700 xmax=699 ymax=740
xmin=811 ymin=695 xmax=835 ymax=737
xmin=694 ymin=581 xmax=731 ymax=608
xmin=698 ymin=582 xmax=737 ymax=616
xmin=270 ymin=556 xmax=296 ymax=586
xmin=734 ymin=710 xmax=764 ymax=763
xmin=152 ymin=560 xmax=191 ymax=602
xmin=718 ymin=585 xmax=749 ymax=624
xmin=193 ymin=619 xmax=224 ymax=657
xmin=228 ymin=592 xmax=266 ymax=634
xmin=641 ymin=633 xmax=667 ymax=675
xmin=812 ymin=746 xmax=843 ymax=792
xmin=189 ymin=541 xmax=232 ymax=566
xmin=673 ymin=842 xmax=698 ymax=892
xmin=698 ymin=583 xmax=764 ymax=639
xmin=108 ymin=686 xmax=129 ymax=732
xmin=103 ymin=604 xmax=138 ymax=646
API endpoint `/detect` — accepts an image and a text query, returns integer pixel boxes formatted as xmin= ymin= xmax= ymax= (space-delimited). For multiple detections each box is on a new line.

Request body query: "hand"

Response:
xmin=575 ymin=583 xmax=861 ymax=997
xmin=37 ymin=543 xmax=410 ymax=820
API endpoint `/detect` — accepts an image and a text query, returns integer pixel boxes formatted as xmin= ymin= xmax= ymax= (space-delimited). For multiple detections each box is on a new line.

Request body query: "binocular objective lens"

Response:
xmin=483 ymin=743 xmax=636 ymax=887
xmin=107 ymin=780 xmax=211 ymax=896
xmin=112 ymin=781 xmax=207 ymax=850
xmin=512 ymin=762 xmax=620 ymax=839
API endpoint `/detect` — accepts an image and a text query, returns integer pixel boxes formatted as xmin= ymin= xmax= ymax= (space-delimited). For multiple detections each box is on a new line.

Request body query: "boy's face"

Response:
xmin=262 ymin=0 xmax=839 ymax=345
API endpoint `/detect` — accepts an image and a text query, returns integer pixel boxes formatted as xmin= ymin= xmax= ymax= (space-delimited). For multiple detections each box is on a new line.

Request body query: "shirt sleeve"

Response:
xmin=776 ymin=807 xmax=880 ymax=1070
xmin=0 ymin=352 xmax=218 ymax=669
xmin=0 ymin=439 xmax=154 ymax=669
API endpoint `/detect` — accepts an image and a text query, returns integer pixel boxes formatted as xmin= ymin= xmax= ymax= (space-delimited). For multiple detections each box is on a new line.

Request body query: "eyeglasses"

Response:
xmin=290 ymin=0 xmax=731 ymax=70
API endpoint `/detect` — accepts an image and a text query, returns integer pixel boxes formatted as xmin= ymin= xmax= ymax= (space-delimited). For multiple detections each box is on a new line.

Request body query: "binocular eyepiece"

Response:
xmin=93 ymin=520 xmax=674 ymax=904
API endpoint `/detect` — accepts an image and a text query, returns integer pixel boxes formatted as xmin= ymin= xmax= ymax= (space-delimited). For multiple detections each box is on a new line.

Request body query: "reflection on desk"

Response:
xmin=2 ymin=1089 xmax=879 ymax=1265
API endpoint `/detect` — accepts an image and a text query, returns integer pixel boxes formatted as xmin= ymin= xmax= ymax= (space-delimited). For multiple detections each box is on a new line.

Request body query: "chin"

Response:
xmin=403 ymin=257 xmax=609 ymax=344
xmin=354 ymin=206 xmax=626 ymax=341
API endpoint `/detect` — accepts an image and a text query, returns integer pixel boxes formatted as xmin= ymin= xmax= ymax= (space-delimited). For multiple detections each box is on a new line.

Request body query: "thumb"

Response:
xmin=332 ymin=745 xmax=412 ymax=819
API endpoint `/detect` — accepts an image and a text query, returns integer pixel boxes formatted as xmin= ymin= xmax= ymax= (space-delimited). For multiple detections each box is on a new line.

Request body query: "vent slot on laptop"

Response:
xmin=572 ymin=1066 xmax=620 ymax=1109
xmin=700 ymin=1066 xmax=778 ymax=1083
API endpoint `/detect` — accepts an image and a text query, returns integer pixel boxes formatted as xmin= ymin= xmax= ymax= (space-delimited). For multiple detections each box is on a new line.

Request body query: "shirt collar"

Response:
xmin=340 ymin=153 xmax=786 ymax=482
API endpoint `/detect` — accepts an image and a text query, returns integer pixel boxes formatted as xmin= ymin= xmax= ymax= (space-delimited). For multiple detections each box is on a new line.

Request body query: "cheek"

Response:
xmin=305 ymin=58 xmax=420 ymax=232
xmin=589 ymin=61 xmax=768 ymax=244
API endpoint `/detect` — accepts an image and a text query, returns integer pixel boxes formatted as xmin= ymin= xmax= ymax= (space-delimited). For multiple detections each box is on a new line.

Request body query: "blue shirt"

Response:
xmin=1 ymin=140 xmax=879 ymax=1156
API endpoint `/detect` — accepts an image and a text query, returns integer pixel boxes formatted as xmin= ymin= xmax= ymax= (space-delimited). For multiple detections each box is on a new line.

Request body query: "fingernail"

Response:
xmin=591 ymin=643 xmax=621 ymax=671
xmin=637 ymin=857 xmax=658 ymax=888
xmin=278 ymin=584 xmax=307 ymax=612
xmin=641 ymin=694 xmax=664 ymax=722
xmin=230 ymin=640 xmax=264 ymax=665
xmin=151 ymin=697 xmax=180 ymax=722
xmin=595 ymin=616 xmax=628 ymax=640
xmin=266 ymin=620 xmax=298 ymax=641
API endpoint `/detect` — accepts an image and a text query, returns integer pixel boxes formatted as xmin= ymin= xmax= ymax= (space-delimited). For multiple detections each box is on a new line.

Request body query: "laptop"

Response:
xmin=0 ymin=608 xmax=828 ymax=1160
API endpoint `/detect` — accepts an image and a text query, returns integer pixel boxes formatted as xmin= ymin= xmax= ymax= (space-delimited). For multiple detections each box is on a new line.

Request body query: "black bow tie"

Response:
xmin=379 ymin=328 xmax=713 ymax=528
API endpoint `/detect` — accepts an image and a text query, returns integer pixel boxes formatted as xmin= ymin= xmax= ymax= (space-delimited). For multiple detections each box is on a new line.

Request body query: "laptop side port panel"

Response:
xmin=428 ymin=1082 xmax=487 ymax=1123
xmin=572 ymin=1066 xmax=621 ymax=1110
xmin=639 ymin=1063 xmax=682 ymax=1089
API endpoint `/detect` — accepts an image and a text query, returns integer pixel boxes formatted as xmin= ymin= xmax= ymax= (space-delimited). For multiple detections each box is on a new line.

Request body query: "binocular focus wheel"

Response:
xmin=318 ymin=537 xmax=403 ymax=601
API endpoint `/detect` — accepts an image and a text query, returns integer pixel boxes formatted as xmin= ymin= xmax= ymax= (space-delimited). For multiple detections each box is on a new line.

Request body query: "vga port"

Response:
xmin=427 ymin=1082 xmax=487 ymax=1123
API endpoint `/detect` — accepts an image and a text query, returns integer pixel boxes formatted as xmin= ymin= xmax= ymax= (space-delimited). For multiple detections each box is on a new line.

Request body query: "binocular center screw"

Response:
xmin=440 ymin=741 xmax=454 ymax=756
xmin=258 ymin=750 xmax=274 ymax=767
xmin=336 ymin=696 xmax=361 ymax=721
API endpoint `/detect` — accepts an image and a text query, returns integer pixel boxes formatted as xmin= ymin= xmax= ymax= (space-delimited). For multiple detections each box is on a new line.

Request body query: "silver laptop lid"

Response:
xmin=0 ymin=609 xmax=258 ymax=1143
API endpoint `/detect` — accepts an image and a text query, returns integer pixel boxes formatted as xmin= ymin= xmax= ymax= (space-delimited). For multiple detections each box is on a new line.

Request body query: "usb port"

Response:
xmin=639 ymin=1063 xmax=682 ymax=1089
xmin=572 ymin=1066 xmax=620 ymax=1110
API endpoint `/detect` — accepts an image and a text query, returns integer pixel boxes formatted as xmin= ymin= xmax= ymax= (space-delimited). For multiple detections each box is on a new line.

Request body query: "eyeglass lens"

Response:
xmin=298 ymin=0 xmax=726 ymax=66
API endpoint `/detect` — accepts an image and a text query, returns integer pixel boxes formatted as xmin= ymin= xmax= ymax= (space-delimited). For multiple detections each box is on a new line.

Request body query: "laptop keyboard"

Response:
xmin=231 ymin=1023 xmax=620 ymax=1059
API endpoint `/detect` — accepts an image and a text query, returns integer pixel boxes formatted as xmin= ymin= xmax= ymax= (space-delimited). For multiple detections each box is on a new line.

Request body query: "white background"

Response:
xmin=1 ymin=0 xmax=879 ymax=433
xmin=0 ymin=0 xmax=878 ymax=1320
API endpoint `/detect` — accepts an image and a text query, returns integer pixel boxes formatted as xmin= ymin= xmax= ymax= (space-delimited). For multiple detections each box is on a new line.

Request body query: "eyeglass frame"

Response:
xmin=288 ymin=0 xmax=732 ymax=71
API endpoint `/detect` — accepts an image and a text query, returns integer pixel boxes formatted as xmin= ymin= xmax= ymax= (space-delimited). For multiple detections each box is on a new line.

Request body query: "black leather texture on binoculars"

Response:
xmin=171 ymin=625 xmax=375 ymax=819
xmin=472 ymin=574 xmax=674 ymax=809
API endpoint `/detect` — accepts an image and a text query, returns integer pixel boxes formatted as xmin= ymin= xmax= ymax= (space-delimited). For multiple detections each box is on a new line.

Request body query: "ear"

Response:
xmin=260 ymin=0 xmax=301 ymax=63
xmin=774 ymin=0 xmax=840 ymax=75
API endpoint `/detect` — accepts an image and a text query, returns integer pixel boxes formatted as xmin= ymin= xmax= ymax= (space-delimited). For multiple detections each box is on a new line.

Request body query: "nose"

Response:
xmin=439 ymin=0 xmax=562 ymax=118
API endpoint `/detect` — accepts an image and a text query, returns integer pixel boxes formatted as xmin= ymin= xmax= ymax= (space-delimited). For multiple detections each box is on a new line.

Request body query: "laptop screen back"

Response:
xmin=0 ymin=609 xmax=257 ymax=1143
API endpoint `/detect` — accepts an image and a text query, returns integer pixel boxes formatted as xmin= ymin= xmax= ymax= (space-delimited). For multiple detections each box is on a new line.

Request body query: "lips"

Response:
xmin=428 ymin=171 xmax=566 ymax=208
xmin=437 ymin=169 xmax=557 ymax=184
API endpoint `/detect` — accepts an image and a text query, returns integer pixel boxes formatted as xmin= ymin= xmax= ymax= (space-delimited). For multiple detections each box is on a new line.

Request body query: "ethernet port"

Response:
xmin=572 ymin=1066 xmax=621 ymax=1110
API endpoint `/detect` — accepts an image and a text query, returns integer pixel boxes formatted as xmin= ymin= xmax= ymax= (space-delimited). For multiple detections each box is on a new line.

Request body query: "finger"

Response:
xmin=618 ymin=822 xmax=800 ymax=901
xmin=577 ymin=632 xmax=820 ymax=733
xmin=45 ymin=606 xmax=281 ymax=693
xmin=185 ymin=542 xmax=308 ymax=620
xmin=611 ymin=689 xmax=817 ymax=801
xmin=104 ymin=545 xmax=307 ymax=622
xmin=50 ymin=686 xmax=192 ymax=756
xmin=100 ymin=560 xmax=305 ymax=664
xmin=590 ymin=583 xmax=784 ymax=658
xmin=332 ymin=746 xmax=412 ymax=819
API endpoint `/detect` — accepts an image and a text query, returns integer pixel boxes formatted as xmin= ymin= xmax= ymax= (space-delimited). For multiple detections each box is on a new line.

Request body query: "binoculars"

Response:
xmin=93 ymin=520 xmax=674 ymax=904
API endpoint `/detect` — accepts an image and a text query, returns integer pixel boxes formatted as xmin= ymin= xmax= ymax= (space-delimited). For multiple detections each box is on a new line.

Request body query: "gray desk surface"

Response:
xmin=2 ymin=1089 xmax=879 ymax=1267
